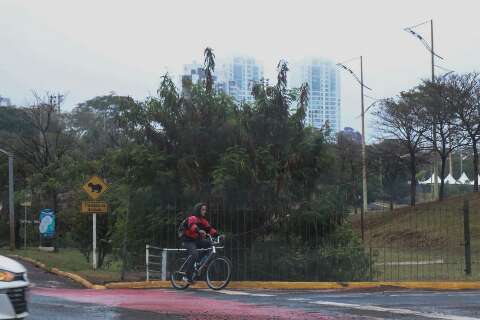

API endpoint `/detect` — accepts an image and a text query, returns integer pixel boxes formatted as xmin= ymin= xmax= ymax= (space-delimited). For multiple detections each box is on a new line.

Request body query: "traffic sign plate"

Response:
xmin=82 ymin=176 xmax=109 ymax=200
xmin=81 ymin=201 xmax=108 ymax=214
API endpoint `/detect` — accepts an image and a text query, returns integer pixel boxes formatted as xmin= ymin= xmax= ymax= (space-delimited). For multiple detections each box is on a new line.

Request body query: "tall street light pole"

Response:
xmin=360 ymin=56 xmax=367 ymax=214
xmin=430 ymin=20 xmax=439 ymax=199
xmin=0 ymin=148 xmax=15 ymax=250
xmin=404 ymin=19 xmax=445 ymax=200
xmin=337 ymin=57 xmax=372 ymax=214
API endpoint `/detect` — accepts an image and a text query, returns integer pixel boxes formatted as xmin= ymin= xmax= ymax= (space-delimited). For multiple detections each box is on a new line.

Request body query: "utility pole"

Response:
xmin=431 ymin=19 xmax=439 ymax=199
xmin=336 ymin=58 xmax=372 ymax=215
xmin=0 ymin=148 xmax=15 ymax=250
xmin=404 ymin=19 xmax=447 ymax=200
xmin=360 ymin=56 xmax=368 ymax=213
xmin=8 ymin=154 xmax=14 ymax=250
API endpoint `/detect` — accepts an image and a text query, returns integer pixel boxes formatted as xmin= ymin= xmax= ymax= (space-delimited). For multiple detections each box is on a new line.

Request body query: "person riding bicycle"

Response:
xmin=181 ymin=203 xmax=218 ymax=284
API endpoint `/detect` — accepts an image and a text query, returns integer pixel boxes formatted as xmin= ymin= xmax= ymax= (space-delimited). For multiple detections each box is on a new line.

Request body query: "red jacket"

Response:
xmin=184 ymin=215 xmax=217 ymax=240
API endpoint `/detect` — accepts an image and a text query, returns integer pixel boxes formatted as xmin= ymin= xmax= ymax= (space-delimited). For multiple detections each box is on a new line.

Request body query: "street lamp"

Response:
xmin=436 ymin=65 xmax=454 ymax=79
xmin=354 ymin=99 xmax=380 ymax=120
xmin=337 ymin=57 xmax=372 ymax=214
xmin=404 ymin=19 xmax=446 ymax=200
xmin=0 ymin=148 xmax=15 ymax=250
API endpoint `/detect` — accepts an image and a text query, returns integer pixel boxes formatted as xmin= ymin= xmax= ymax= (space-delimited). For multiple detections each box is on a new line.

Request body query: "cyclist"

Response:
xmin=181 ymin=203 xmax=218 ymax=283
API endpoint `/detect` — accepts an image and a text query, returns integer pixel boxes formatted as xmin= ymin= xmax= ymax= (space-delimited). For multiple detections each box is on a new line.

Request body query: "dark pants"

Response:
xmin=182 ymin=238 xmax=211 ymax=280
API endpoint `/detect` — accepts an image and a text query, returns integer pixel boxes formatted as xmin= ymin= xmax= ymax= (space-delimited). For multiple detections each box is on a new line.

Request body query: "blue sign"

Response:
xmin=39 ymin=209 xmax=55 ymax=238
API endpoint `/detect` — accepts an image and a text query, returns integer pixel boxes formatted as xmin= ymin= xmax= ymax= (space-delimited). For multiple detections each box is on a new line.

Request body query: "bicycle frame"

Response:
xmin=179 ymin=237 xmax=224 ymax=276
xmin=171 ymin=235 xmax=231 ymax=290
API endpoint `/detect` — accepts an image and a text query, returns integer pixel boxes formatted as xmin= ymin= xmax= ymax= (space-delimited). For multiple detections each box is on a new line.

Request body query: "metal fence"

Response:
xmin=146 ymin=204 xmax=366 ymax=282
xmin=145 ymin=196 xmax=480 ymax=282
xmin=358 ymin=196 xmax=480 ymax=281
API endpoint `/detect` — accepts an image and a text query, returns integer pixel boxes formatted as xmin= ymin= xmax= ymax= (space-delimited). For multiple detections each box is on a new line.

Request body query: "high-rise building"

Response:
xmin=181 ymin=61 xmax=208 ymax=86
xmin=216 ymin=56 xmax=264 ymax=103
xmin=0 ymin=96 xmax=11 ymax=107
xmin=339 ymin=127 xmax=362 ymax=144
xmin=290 ymin=58 xmax=341 ymax=132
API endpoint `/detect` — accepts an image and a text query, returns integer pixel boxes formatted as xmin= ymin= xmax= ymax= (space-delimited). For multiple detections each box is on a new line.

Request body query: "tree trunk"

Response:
xmin=409 ymin=155 xmax=416 ymax=207
xmin=473 ymin=141 xmax=479 ymax=192
xmin=439 ymin=155 xmax=447 ymax=201
xmin=390 ymin=194 xmax=394 ymax=211
xmin=121 ymin=193 xmax=131 ymax=281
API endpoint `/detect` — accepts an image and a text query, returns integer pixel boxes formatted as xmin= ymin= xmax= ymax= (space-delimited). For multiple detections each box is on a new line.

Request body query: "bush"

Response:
xmin=229 ymin=225 xmax=374 ymax=281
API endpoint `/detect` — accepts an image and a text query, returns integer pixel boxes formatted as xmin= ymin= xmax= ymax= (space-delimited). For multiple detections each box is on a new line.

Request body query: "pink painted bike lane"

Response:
xmin=32 ymin=287 xmax=333 ymax=320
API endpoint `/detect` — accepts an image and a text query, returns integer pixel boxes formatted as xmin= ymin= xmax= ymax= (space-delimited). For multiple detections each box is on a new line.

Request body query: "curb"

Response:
xmin=9 ymin=255 xmax=106 ymax=290
xmin=9 ymin=255 xmax=480 ymax=291
xmin=105 ymin=280 xmax=480 ymax=291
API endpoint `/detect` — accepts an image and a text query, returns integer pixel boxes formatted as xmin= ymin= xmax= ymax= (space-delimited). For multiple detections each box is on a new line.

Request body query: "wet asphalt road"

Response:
xmin=20 ymin=258 xmax=480 ymax=319
xmin=25 ymin=261 xmax=183 ymax=319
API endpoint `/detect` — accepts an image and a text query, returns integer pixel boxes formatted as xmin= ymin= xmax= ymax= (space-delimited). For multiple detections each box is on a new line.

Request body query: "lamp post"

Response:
xmin=0 ymin=148 xmax=15 ymax=250
xmin=404 ymin=19 xmax=446 ymax=200
xmin=337 ymin=57 xmax=372 ymax=214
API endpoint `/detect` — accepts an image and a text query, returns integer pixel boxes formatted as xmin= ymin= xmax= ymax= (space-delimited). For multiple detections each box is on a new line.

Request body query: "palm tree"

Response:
xmin=204 ymin=47 xmax=216 ymax=94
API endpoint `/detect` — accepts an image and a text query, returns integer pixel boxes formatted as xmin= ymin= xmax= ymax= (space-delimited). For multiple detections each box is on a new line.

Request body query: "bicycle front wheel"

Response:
xmin=206 ymin=256 xmax=232 ymax=290
xmin=170 ymin=257 xmax=190 ymax=290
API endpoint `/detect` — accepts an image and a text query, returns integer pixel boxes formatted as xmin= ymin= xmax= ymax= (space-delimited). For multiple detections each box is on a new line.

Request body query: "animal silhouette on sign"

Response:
xmin=88 ymin=183 xmax=103 ymax=193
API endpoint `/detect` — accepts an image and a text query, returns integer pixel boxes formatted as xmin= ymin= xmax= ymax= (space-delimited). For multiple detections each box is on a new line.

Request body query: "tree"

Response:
xmin=0 ymin=95 xmax=74 ymax=212
xmin=370 ymin=139 xmax=409 ymax=210
xmin=336 ymin=130 xmax=362 ymax=212
xmin=375 ymin=91 xmax=430 ymax=206
xmin=419 ymin=79 xmax=465 ymax=200
xmin=204 ymin=47 xmax=215 ymax=94
xmin=446 ymin=73 xmax=480 ymax=191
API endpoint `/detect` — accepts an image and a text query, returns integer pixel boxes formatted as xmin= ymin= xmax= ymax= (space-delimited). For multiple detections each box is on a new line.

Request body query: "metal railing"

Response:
xmin=146 ymin=245 xmax=185 ymax=281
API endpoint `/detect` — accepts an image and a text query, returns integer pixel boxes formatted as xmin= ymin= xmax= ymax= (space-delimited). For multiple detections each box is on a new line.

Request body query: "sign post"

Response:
xmin=82 ymin=176 xmax=109 ymax=270
xmin=20 ymin=200 xmax=32 ymax=249
xmin=93 ymin=213 xmax=97 ymax=269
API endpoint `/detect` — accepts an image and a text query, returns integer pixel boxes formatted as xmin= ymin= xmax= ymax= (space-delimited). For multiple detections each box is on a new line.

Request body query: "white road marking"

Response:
xmin=375 ymin=259 xmax=444 ymax=266
xmin=387 ymin=292 xmax=480 ymax=297
xmin=309 ymin=301 xmax=480 ymax=320
xmin=215 ymin=289 xmax=275 ymax=297
xmin=287 ymin=298 xmax=312 ymax=301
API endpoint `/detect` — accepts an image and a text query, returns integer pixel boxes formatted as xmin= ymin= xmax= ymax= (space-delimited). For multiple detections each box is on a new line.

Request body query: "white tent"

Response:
xmin=443 ymin=174 xmax=457 ymax=184
xmin=419 ymin=175 xmax=441 ymax=185
xmin=418 ymin=176 xmax=430 ymax=185
xmin=457 ymin=172 xmax=471 ymax=184
xmin=468 ymin=175 xmax=480 ymax=185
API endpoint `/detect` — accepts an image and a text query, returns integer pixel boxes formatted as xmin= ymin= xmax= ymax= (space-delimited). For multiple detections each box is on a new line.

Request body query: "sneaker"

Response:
xmin=182 ymin=276 xmax=195 ymax=284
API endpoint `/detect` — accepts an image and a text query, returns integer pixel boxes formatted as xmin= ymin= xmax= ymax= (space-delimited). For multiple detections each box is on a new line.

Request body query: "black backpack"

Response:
xmin=177 ymin=218 xmax=189 ymax=238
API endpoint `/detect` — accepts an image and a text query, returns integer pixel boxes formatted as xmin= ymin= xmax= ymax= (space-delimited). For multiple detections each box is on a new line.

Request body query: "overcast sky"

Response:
xmin=1 ymin=0 xmax=479 ymax=141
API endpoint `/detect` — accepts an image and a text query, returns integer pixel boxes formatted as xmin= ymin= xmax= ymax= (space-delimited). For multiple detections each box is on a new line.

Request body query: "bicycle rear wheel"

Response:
xmin=206 ymin=256 xmax=232 ymax=290
xmin=170 ymin=257 xmax=190 ymax=290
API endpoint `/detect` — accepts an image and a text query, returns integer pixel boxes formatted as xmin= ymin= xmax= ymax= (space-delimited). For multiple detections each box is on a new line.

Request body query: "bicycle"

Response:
xmin=170 ymin=235 xmax=232 ymax=290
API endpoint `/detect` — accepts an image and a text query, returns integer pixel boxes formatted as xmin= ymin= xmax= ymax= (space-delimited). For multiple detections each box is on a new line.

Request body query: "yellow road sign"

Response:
xmin=81 ymin=201 xmax=108 ymax=214
xmin=82 ymin=176 xmax=109 ymax=200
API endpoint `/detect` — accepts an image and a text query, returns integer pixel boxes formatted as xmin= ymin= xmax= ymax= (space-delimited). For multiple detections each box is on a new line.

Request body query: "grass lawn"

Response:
xmin=0 ymin=247 xmax=144 ymax=284
xmin=353 ymin=193 xmax=480 ymax=281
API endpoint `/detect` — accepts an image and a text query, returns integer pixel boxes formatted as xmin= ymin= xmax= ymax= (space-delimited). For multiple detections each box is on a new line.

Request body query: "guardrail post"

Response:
xmin=161 ymin=249 xmax=168 ymax=281
xmin=463 ymin=199 xmax=472 ymax=276
xmin=146 ymin=244 xmax=150 ymax=281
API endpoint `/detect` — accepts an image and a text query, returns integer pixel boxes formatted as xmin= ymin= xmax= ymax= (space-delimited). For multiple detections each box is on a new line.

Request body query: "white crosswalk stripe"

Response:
xmin=309 ymin=301 xmax=480 ymax=320
xmin=287 ymin=298 xmax=312 ymax=301
xmin=212 ymin=289 xmax=275 ymax=297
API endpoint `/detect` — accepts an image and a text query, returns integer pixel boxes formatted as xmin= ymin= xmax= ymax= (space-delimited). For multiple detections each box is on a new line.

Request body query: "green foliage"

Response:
xmin=239 ymin=225 xmax=372 ymax=281
xmin=0 ymin=50 xmax=368 ymax=278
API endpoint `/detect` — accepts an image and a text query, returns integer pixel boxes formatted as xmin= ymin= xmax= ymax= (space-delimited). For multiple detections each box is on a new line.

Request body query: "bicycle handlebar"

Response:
xmin=207 ymin=234 xmax=224 ymax=245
